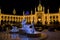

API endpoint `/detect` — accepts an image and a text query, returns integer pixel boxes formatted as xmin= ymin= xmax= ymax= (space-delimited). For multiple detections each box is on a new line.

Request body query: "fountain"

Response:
xmin=10 ymin=26 xmax=19 ymax=33
xmin=21 ymin=19 xmax=35 ymax=34
xmin=10 ymin=19 xmax=47 ymax=38
xmin=19 ymin=19 xmax=41 ymax=37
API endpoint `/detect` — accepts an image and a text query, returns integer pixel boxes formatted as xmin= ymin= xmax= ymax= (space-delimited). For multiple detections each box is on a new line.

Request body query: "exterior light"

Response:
xmin=38 ymin=19 xmax=41 ymax=21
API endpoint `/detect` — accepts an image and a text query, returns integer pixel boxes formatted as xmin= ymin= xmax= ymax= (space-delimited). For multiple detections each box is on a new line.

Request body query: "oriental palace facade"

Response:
xmin=0 ymin=3 xmax=60 ymax=25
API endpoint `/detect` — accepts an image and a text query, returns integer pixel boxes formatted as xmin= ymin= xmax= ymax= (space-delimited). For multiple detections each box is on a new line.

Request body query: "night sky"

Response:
xmin=0 ymin=0 xmax=60 ymax=15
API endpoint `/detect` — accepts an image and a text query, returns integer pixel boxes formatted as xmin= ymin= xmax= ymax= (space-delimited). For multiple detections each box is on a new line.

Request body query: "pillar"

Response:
xmin=59 ymin=7 xmax=60 ymax=13
xmin=47 ymin=8 xmax=49 ymax=13
xmin=0 ymin=8 xmax=1 ymax=14
xmin=31 ymin=10 xmax=33 ymax=24
xmin=23 ymin=11 xmax=25 ymax=19
xmin=0 ymin=8 xmax=1 ymax=24
xmin=35 ymin=7 xmax=36 ymax=13
xmin=47 ymin=9 xmax=50 ymax=25
xmin=43 ymin=6 xmax=45 ymax=13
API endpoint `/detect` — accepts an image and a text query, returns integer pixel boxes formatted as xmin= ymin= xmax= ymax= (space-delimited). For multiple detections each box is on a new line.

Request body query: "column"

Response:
xmin=35 ymin=7 xmax=36 ymax=13
xmin=31 ymin=10 xmax=33 ymax=24
xmin=47 ymin=8 xmax=49 ymax=13
xmin=43 ymin=6 xmax=45 ymax=13
xmin=0 ymin=8 xmax=1 ymax=24
xmin=59 ymin=7 xmax=60 ymax=13
xmin=23 ymin=11 xmax=25 ymax=19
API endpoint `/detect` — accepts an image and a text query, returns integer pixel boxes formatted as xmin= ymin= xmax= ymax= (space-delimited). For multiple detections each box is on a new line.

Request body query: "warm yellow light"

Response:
xmin=38 ymin=19 xmax=41 ymax=21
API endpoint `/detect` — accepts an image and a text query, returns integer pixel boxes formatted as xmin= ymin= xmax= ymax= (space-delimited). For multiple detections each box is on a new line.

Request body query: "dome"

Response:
xmin=37 ymin=4 xmax=42 ymax=12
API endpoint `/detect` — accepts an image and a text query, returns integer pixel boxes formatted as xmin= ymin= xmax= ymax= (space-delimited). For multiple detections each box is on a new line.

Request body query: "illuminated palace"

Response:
xmin=0 ymin=3 xmax=60 ymax=25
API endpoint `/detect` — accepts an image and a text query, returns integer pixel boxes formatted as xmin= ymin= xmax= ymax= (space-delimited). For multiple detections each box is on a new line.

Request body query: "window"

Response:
xmin=53 ymin=16 xmax=55 ymax=19
xmin=50 ymin=16 xmax=52 ymax=19
xmin=11 ymin=17 xmax=12 ymax=19
xmin=33 ymin=17 xmax=34 ymax=22
xmin=16 ymin=17 xmax=18 ymax=19
xmin=1 ymin=16 xmax=3 ymax=18
xmin=50 ymin=22 xmax=53 ymax=24
xmin=45 ymin=16 xmax=47 ymax=21
xmin=56 ymin=16 xmax=58 ymax=18
xmin=45 ymin=21 xmax=47 ymax=24
xmin=5 ymin=16 xmax=6 ymax=19
xmin=29 ymin=17 xmax=30 ymax=22
xmin=14 ymin=17 xmax=15 ymax=19
xmin=8 ymin=17 xmax=9 ymax=19
xmin=45 ymin=16 xmax=47 ymax=19
xmin=1 ymin=16 xmax=3 ymax=20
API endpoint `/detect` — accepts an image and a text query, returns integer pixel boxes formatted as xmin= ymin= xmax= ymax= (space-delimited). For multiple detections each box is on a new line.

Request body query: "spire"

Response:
xmin=0 ymin=8 xmax=1 ymax=14
xmin=39 ymin=0 xmax=41 ymax=4
xmin=23 ymin=11 xmax=25 ymax=19
xmin=47 ymin=8 xmax=49 ymax=13
xmin=31 ymin=10 xmax=32 ymax=15
xmin=23 ymin=11 xmax=25 ymax=16
xmin=39 ymin=0 xmax=41 ymax=6
xmin=35 ymin=7 xmax=36 ymax=12
xmin=13 ymin=9 xmax=16 ymax=15
xmin=59 ymin=7 xmax=60 ymax=13
xmin=31 ymin=10 xmax=33 ymax=24
xmin=43 ymin=6 xmax=45 ymax=12
xmin=37 ymin=0 xmax=42 ymax=12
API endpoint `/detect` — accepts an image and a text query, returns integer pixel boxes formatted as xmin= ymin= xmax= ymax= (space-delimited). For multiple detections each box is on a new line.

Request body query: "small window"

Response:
xmin=16 ymin=17 xmax=18 ymax=19
xmin=5 ymin=16 xmax=6 ymax=18
xmin=56 ymin=16 xmax=58 ymax=18
xmin=8 ymin=17 xmax=9 ymax=19
xmin=50 ymin=22 xmax=52 ymax=24
xmin=45 ymin=21 xmax=47 ymax=24
xmin=14 ymin=17 xmax=15 ymax=19
xmin=11 ymin=17 xmax=12 ymax=19
xmin=45 ymin=16 xmax=47 ymax=19
xmin=50 ymin=16 xmax=52 ymax=19
xmin=1 ymin=16 xmax=3 ymax=18
xmin=53 ymin=16 xmax=55 ymax=19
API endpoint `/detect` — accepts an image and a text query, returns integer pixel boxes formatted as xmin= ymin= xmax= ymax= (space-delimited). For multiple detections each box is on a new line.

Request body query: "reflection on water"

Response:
xmin=0 ymin=32 xmax=41 ymax=40
xmin=10 ymin=33 xmax=40 ymax=40
xmin=10 ymin=33 xmax=19 ymax=39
